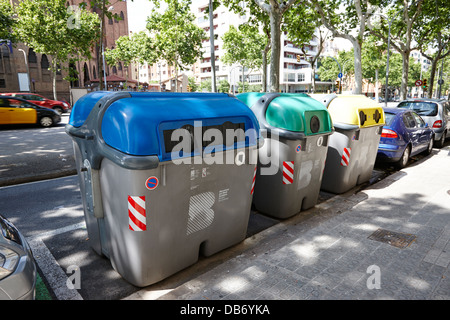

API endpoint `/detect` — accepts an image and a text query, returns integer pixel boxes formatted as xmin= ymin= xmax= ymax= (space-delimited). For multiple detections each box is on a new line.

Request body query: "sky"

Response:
xmin=126 ymin=0 xmax=155 ymax=33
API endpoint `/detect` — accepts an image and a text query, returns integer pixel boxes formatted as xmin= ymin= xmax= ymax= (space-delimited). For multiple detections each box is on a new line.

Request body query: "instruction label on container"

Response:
xmin=218 ymin=188 xmax=229 ymax=202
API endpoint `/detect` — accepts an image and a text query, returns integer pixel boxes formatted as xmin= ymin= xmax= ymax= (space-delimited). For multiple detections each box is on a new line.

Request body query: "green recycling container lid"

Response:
xmin=237 ymin=92 xmax=333 ymax=136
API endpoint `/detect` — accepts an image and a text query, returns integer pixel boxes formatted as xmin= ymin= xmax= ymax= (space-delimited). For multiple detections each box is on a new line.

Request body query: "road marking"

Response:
xmin=28 ymin=238 xmax=83 ymax=300
xmin=27 ymin=222 xmax=86 ymax=300
xmin=27 ymin=221 xmax=86 ymax=242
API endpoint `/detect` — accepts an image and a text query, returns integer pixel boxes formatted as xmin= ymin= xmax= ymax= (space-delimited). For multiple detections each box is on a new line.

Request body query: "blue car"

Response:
xmin=377 ymin=108 xmax=434 ymax=168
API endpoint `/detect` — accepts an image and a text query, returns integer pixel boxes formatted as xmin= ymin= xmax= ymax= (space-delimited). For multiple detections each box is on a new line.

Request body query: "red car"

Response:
xmin=0 ymin=93 xmax=71 ymax=114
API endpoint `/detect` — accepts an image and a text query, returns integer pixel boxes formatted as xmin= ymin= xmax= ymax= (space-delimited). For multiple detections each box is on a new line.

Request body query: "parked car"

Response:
xmin=0 ymin=96 xmax=61 ymax=127
xmin=397 ymin=98 xmax=449 ymax=148
xmin=0 ymin=214 xmax=36 ymax=300
xmin=0 ymin=93 xmax=71 ymax=114
xmin=377 ymin=108 xmax=434 ymax=168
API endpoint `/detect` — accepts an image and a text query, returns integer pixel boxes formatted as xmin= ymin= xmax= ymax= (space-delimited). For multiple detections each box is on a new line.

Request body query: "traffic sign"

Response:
xmin=415 ymin=80 xmax=422 ymax=87
xmin=438 ymin=79 xmax=444 ymax=85
xmin=338 ymin=73 xmax=343 ymax=78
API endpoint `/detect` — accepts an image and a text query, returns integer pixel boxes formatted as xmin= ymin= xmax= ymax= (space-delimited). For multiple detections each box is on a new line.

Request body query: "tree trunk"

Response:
xmin=311 ymin=67 xmax=316 ymax=93
xmin=262 ymin=49 xmax=267 ymax=92
xmin=175 ymin=60 xmax=179 ymax=92
xmin=352 ymin=39 xmax=363 ymax=95
xmin=427 ymin=58 xmax=438 ymax=97
xmin=268 ymin=10 xmax=282 ymax=93
xmin=209 ymin=0 xmax=216 ymax=93
xmin=98 ymin=0 xmax=106 ymax=91
xmin=400 ymin=51 xmax=410 ymax=100
xmin=52 ymin=59 xmax=58 ymax=100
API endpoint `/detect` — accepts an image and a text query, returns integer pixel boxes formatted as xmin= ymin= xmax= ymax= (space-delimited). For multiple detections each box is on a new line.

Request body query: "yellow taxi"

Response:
xmin=0 ymin=96 xmax=61 ymax=127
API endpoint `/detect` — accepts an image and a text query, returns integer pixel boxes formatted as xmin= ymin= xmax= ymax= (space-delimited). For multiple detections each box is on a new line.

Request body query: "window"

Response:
xmin=41 ymin=55 xmax=49 ymax=70
xmin=398 ymin=101 xmax=438 ymax=117
xmin=284 ymin=73 xmax=296 ymax=82
xmin=248 ymin=74 xmax=262 ymax=83
xmin=1 ymin=45 xmax=9 ymax=58
xmin=112 ymin=66 xmax=117 ymax=74
xmin=403 ymin=112 xmax=416 ymax=128
xmin=412 ymin=112 xmax=425 ymax=127
xmin=120 ymin=11 xmax=124 ymax=20
xmin=28 ymin=94 xmax=45 ymax=101
xmin=298 ymin=73 xmax=305 ymax=82
xmin=28 ymin=48 xmax=37 ymax=63
xmin=0 ymin=79 xmax=5 ymax=88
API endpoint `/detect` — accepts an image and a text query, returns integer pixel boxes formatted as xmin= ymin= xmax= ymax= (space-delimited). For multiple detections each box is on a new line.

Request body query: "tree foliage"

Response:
xmin=14 ymin=0 xmax=100 ymax=98
xmin=0 ymin=0 xmax=15 ymax=41
xmin=147 ymin=0 xmax=206 ymax=71
xmin=105 ymin=31 xmax=156 ymax=87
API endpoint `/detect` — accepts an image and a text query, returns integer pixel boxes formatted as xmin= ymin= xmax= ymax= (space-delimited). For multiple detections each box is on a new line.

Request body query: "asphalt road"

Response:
xmin=0 ymin=114 xmax=76 ymax=187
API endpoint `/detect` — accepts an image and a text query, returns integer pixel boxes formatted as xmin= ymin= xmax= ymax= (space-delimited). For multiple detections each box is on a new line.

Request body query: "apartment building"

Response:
xmin=192 ymin=0 xmax=333 ymax=93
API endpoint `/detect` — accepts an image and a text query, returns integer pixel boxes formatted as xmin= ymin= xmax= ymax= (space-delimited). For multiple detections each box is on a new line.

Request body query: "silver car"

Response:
xmin=0 ymin=215 xmax=36 ymax=300
xmin=397 ymin=98 xmax=450 ymax=147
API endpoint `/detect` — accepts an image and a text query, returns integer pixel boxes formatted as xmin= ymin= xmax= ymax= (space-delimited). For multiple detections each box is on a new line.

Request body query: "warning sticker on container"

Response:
xmin=282 ymin=161 xmax=294 ymax=184
xmin=128 ymin=196 xmax=146 ymax=231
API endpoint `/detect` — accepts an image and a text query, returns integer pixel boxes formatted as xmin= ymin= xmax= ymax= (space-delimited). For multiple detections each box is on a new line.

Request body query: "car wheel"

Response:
xmin=425 ymin=137 xmax=433 ymax=155
xmin=436 ymin=131 xmax=446 ymax=148
xmin=39 ymin=116 xmax=54 ymax=127
xmin=396 ymin=145 xmax=410 ymax=169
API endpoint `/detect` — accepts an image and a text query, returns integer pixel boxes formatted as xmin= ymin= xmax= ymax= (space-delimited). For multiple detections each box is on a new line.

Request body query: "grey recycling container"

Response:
xmin=237 ymin=93 xmax=333 ymax=219
xmin=313 ymin=94 xmax=385 ymax=194
xmin=66 ymin=91 xmax=261 ymax=287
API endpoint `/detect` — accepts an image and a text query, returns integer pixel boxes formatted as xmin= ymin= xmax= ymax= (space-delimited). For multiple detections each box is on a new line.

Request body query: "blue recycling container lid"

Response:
xmin=69 ymin=92 xmax=261 ymax=161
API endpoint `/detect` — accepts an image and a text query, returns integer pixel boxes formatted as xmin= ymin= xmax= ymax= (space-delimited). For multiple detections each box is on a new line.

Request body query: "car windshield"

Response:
xmin=397 ymin=101 xmax=438 ymax=116
xmin=384 ymin=112 xmax=396 ymax=126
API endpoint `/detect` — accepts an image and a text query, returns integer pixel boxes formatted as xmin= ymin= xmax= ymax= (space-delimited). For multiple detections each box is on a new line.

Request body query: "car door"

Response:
xmin=7 ymin=98 xmax=37 ymax=124
xmin=0 ymin=100 xmax=11 ymax=124
xmin=444 ymin=102 xmax=450 ymax=138
xmin=403 ymin=111 xmax=421 ymax=155
xmin=412 ymin=111 xmax=430 ymax=151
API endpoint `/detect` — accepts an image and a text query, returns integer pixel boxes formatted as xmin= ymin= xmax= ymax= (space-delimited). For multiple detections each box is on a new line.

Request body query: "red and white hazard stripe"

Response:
xmin=128 ymin=195 xmax=146 ymax=231
xmin=282 ymin=161 xmax=294 ymax=185
xmin=251 ymin=166 xmax=257 ymax=195
xmin=340 ymin=147 xmax=351 ymax=167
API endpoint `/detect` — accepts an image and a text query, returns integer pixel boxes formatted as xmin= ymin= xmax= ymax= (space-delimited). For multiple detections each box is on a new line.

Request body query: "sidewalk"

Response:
xmin=127 ymin=146 xmax=450 ymax=300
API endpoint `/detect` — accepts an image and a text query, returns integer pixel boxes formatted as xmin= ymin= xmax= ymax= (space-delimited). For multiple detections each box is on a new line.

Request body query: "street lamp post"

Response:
xmin=18 ymin=48 xmax=32 ymax=92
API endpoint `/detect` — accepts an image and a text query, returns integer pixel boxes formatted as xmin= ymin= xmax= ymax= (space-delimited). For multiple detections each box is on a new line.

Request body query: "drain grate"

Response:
xmin=368 ymin=228 xmax=416 ymax=249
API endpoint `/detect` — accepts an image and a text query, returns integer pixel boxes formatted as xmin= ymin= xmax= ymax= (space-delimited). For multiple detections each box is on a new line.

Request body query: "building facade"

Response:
xmin=0 ymin=0 xmax=129 ymax=102
xmin=191 ymin=0 xmax=333 ymax=93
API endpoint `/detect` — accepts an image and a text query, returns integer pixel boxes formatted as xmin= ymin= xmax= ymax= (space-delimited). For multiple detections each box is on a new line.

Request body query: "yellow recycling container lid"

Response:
xmin=327 ymin=95 xmax=385 ymax=128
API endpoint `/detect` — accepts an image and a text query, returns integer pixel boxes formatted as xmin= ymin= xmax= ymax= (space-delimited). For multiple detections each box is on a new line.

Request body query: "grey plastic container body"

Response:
xmin=320 ymin=124 xmax=382 ymax=194
xmin=73 ymin=144 xmax=256 ymax=287
xmin=67 ymin=92 xmax=259 ymax=287
xmin=242 ymin=93 xmax=333 ymax=219
xmin=254 ymin=132 xmax=329 ymax=219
